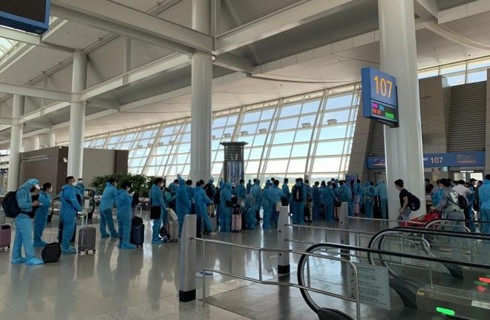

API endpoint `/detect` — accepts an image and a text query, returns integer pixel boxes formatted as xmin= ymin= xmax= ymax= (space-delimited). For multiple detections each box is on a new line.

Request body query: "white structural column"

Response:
xmin=24 ymin=137 xmax=40 ymax=151
xmin=7 ymin=95 xmax=24 ymax=191
xmin=67 ymin=51 xmax=87 ymax=179
xmin=378 ymin=0 xmax=426 ymax=219
xmin=40 ymin=132 xmax=56 ymax=148
xmin=190 ymin=0 xmax=213 ymax=181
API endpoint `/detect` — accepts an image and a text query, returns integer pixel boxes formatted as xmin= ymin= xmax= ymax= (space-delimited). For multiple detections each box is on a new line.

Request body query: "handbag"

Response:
xmin=150 ymin=206 xmax=161 ymax=219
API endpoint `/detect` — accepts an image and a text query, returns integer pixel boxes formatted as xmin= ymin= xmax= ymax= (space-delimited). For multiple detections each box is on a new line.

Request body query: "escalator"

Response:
xmin=368 ymin=227 xmax=490 ymax=319
xmin=297 ymin=229 xmax=490 ymax=319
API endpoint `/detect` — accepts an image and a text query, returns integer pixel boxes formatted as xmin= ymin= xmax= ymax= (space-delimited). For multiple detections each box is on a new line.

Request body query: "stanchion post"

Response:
xmin=339 ymin=202 xmax=350 ymax=260
xmin=277 ymin=206 xmax=290 ymax=274
xmin=179 ymin=214 xmax=197 ymax=302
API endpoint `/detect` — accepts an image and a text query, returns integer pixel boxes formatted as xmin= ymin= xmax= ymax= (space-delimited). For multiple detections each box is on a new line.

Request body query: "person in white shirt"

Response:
xmin=452 ymin=180 xmax=474 ymax=231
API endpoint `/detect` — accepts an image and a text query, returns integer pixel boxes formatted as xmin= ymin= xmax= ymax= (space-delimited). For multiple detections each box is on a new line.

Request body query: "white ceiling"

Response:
xmin=0 ymin=0 xmax=488 ymax=146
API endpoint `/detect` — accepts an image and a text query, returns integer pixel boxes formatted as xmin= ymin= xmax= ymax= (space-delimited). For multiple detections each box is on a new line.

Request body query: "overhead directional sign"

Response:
xmin=361 ymin=67 xmax=398 ymax=127
xmin=0 ymin=1 xmax=50 ymax=35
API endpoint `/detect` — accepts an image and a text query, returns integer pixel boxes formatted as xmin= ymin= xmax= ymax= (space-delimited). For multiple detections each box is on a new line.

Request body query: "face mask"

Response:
xmin=127 ymin=188 xmax=131 ymax=192
xmin=72 ymin=182 xmax=77 ymax=186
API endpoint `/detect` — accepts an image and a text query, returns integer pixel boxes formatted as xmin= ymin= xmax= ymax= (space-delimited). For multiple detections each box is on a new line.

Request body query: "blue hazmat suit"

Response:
xmin=291 ymin=182 xmax=306 ymax=225
xmin=236 ymin=183 xmax=246 ymax=200
xmin=479 ymin=178 xmax=490 ymax=234
xmin=60 ymin=182 xmax=82 ymax=254
xmin=376 ymin=181 xmax=388 ymax=220
xmin=186 ymin=185 xmax=195 ymax=210
xmin=322 ymin=186 xmax=335 ymax=222
xmin=75 ymin=182 xmax=85 ymax=200
xmin=246 ymin=180 xmax=252 ymax=194
xmin=12 ymin=179 xmax=44 ymax=265
xmin=99 ymin=182 xmax=118 ymax=238
xmin=33 ymin=189 xmax=52 ymax=247
xmin=282 ymin=182 xmax=291 ymax=205
xmin=243 ymin=196 xmax=257 ymax=229
xmin=270 ymin=184 xmax=284 ymax=228
xmin=312 ymin=185 xmax=322 ymax=219
xmin=338 ymin=184 xmax=353 ymax=217
xmin=261 ymin=181 xmax=273 ymax=230
xmin=116 ymin=189 xmax=136 ymax=249
xmin=363 ymin=182 xmax=376 ymax=219
xmin=175 ymin=176 xmax=191 ymax=237
xmin=251 ymin=180 xmax=262 ymax=219
xmin=194 ymin=185 xmax=213 ymax=233
xmin=150 ymin=183 xmax=166 ymax=243
xmin=219 ymin=183 xmax=233 ymax=232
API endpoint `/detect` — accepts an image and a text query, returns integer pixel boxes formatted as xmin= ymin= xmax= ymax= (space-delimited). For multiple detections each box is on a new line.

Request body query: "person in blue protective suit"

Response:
xmin=282 ymin=178 xmax=291 ymax=206
xmin=59 ymin=176 xmax=82 ymax=254
xmin=186 ymin=180 xmax=195 ymax=213
xmin=11 ymin=178 xmax=44 ymax=265
xmin=363 ymin=181 xmax=376 ymax=219
xmin=291 ymin=178 xmax=306 ymax=225
xmin=175 ymin=175 xmax=191 ymax=237
xmin=431 ymin=180 xmax=441 ymax=207
xmin=116 ymin=181 xmax=136 ymax=249
xmin=261 ymin=180 xmax=274 ymax=230
xmin=75 ymin=178 xmax=85 ymax=200
xmin=33 ymin=182 xmax=53 ymax=247
xmin=312 ymin=181 xmax=322 ymax=220
xmin=376 ymin=181 xmax=388 ymax=220
xmin=219 ymin=182 xmax=233 ymax=232
xmin=243 ymin=195 xmax=257 ymax=230
xmin=338 ymin=180 xmax=353 ymax=216
xmin=479 ymin=175 xmax=490 ymax=235
xmin=353 ymin=179 xmax=362 ymax=215
xmin=99 ymin=178 xmax=119 ymax=238
xmin=194 ymin=181 xmax=214 ymax=234
xmin=150 ymin=177 xmax=166 ymax=244
xmin=236 ymin=179 xmax=246 ymax=201
xmin=270 ymin=180 xmax=284 ymax=228
xmin=322 ymin=182 xmax=335 ymax=222
xmin=246 ymin=179 xmax=252 ymax=194
xmin=251 ymin=179 xmax=262 ymax=222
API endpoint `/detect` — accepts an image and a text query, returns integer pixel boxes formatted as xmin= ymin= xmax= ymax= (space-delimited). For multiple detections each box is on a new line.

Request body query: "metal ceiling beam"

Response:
xmin=438 ymin=0 xmax=490 ymax=24
xmin=215 ymin=0 xmax=355 ymax=54
xmin=0 ymin=81 xmax=71 ymax=102
xmin=24 ymin=119 xmax=52 ymax=129
xmin=214 ymin=53 xmax=254 ymax=73
xmin=21 ymin=101 xmax=70 ymax=123
xmin=414 ymin=0 xmax=439 ymax=19
xmin=81 ymin=54 xmax=191 ymax=101
xmin=0 ymin=26 xmax=75 ymax=53
xmin=51 ymin=0 xmax=213 ymax=54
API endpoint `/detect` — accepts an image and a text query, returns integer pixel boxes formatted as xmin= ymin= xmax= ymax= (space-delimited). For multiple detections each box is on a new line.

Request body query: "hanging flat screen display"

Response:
xmin=0 ymin=0 xmax=50 ymax=35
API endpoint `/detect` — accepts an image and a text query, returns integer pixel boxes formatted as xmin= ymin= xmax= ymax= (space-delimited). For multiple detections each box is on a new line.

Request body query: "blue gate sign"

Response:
xmin=361 ymin=67 xmax=398 ymax=127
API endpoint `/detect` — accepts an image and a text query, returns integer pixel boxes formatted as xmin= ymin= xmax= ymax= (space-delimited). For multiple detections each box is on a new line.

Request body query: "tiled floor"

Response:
xmin=0 ymin=212 xmax=477 ymax=320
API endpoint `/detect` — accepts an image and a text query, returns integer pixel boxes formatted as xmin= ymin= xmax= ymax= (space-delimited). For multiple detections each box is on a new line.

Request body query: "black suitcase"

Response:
xmin=131 ymin=217 xmax=144 ymax=247
xmin=42 ymin=243 xmax=61 ymax=263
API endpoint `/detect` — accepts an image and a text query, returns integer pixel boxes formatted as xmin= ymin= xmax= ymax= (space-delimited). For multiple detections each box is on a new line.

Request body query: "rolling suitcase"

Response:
xmin=131 ymin=216 xmax=144 ymax=247
xmin=0 ymin=224 xmax=12 ymax=250
xmin=231 ymin=205 xmax=242 ymax=232
xmin=78 ymin=214 xmax=96 ymax=254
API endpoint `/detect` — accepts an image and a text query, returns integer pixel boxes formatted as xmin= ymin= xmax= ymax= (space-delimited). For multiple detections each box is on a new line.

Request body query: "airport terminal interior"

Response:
xmin=0 ymin=0 xmax=490 ymax=319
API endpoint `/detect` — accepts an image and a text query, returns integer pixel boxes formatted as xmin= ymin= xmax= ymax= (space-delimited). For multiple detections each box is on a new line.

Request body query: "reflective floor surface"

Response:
xmin=0 ymin=213 xmax=468 ymax=319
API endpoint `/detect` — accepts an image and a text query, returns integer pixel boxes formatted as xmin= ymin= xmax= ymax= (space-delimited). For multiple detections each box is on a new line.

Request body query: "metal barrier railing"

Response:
xmin=193 ymin=236 xmax=362 ymax=320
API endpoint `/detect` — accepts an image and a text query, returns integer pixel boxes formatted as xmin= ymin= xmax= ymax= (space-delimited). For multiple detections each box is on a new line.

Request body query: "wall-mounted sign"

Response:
xmin=366 ymin=152 xmax=485 ymax=169
xmin=361 ymin=67 xmax=398 ymax=127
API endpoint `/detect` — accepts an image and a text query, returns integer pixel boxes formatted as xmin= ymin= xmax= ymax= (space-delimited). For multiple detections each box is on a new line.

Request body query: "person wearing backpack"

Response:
xmin=290 ymin=178 xmax=306 ymax=225
xmin=33 ymin=182 xmax=53 ymax=247
xmin=11 ymin=178 xmax=44 ymax=265
xmin=453 ymin=180 xmax=474 ymax=232
xmin=116 ymin=181 xmax=136 ymax=249
xmin=394 ymin=179 xmax=412 ymax=220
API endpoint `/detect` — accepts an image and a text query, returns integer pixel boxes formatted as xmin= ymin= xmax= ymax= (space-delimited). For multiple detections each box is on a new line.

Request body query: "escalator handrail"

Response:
xmin=302 ymin=241 xmax=490 ymax=270
xmin=393 ymin=226 xmax=490 ymax=240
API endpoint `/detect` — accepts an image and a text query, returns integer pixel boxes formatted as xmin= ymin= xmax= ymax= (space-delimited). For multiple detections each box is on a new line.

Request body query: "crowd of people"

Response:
xmin=9 ymin=173 xmax=489 ymax=266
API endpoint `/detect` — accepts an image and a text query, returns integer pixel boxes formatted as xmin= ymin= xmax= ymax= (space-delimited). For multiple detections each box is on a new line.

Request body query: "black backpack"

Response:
xmin=457 ymin=195 xmax=468 ymax=210
xmin=2 ymin=191 xmax=21 ymax=218
xmin=408 ymin=193 xmax=421 ymax=211
xmin=292 ymin=186 xmax=304 ymax=202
